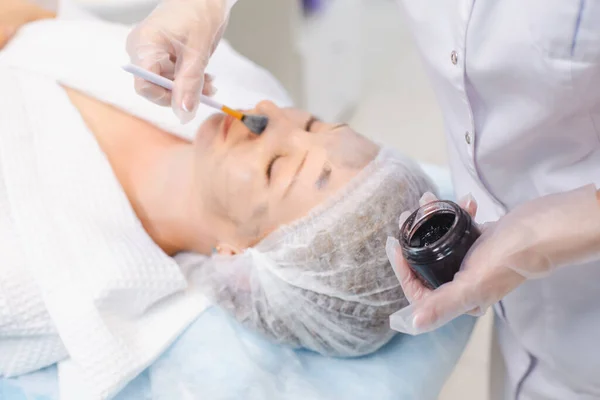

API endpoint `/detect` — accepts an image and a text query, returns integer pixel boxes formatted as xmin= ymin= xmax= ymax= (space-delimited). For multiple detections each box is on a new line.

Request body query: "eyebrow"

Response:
xmin=283 ymin=151 xmax=308 ymax=199
xmin=305 ymin=116 xmax=319 ymax=131
xmin=305 ymin=115 xmax=348 ymax=132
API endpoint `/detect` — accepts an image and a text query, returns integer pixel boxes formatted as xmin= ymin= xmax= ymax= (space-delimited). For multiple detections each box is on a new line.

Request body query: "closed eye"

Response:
xmin=305 ymin=116 xmax=319 ymax=131
xmin=266 ymin=155 xmax=280 ymax=182
xmin=305 ymin=115 xmax=347 ymax=132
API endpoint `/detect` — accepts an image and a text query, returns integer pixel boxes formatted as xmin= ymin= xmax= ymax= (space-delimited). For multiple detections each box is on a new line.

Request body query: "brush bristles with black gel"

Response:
xmin=242 ymin=114 xmax=269 ymax=135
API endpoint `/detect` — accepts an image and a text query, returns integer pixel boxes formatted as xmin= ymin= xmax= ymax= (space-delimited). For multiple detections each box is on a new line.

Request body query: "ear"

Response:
xmin=214 ymin=243 xmax=242 ymax=256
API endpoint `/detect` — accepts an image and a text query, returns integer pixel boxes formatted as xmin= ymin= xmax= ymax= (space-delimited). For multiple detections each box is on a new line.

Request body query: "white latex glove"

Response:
xmin=126 ymin=0 xmax=236 ymax=123
xmin=386 ymin=185 xmax=600 ymax=335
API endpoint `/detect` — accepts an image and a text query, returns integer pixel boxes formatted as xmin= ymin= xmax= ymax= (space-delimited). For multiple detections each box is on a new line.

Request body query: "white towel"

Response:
xmin=0 ymin=18 xmax=292 ymax=400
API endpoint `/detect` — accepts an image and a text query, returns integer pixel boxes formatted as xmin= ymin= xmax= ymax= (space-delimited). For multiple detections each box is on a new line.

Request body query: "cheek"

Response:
xmin=203 ymin=152 xmax=269 ymax=224
xmin=218 ymin=150 xmax=257 ymax=190
xmin=193 ymin=114 xmax=223 ymax=152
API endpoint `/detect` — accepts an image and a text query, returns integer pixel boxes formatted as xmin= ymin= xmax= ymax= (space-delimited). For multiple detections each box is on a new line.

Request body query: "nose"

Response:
xmin=253 ymin=101 xmax=297 ymax=137
xmin=226 ymin=102 xmax=280 ymax=143
xmin=233 ymin=101 xmax=282 ymax=137
xmin=233 ymin=101 xmax=302 ymax=147
xmin=255 ymin=100 xmax=280 ymax=116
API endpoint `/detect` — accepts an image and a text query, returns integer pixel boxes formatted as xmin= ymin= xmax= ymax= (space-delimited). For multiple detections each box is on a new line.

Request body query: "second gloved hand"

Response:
xmin=127 ymin=0 xmax=236 ymax=123
xmin=386 ymin=185 xmax=600 ymax=335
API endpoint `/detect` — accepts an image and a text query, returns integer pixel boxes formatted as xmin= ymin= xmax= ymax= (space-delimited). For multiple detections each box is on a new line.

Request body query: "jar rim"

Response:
xmin=400 ymin=201 xmax=468 ymax=263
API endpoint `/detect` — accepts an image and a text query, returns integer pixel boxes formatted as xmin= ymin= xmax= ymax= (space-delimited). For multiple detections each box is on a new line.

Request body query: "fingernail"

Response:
xmin=470 ymin=306 xmax=485 ymax=317
xmin=419 ymin=191 xmax=438 ymax=206
xmin=182 ymin=96 xmax=195 ymax=113
xmin=389 ymin=304 xmax=421 ymax=335
xmin=398 ymin=211 xmax=411 ymax=230
xmin=459 ymin=193 xmax=475 ymax=209
xmin=413 ymin=312 xmax=425 ymax=329
xmin=202 ymin=76 xmax=218 ymax=97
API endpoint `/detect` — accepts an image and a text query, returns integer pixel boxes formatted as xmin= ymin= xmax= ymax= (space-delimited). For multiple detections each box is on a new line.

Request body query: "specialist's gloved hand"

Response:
xmin=386 ymin=184 xmax=600 ymax=335
xmin=126 ymin=0 xmax=237 ymax=123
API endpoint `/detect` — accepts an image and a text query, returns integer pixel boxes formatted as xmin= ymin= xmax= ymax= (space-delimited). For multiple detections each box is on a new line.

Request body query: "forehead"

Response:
xmin=317 ymin=128 xmax=379 ymax=170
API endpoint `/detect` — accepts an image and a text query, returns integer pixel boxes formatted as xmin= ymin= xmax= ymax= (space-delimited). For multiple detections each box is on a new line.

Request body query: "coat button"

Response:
xmin=465 ymin=131 xmax=471 ymax=144
xmin=451 ymin=50 xmax=458 ymax=65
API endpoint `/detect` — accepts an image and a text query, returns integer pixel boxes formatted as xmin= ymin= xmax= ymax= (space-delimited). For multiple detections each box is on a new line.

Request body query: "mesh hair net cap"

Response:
xmin=191 ymin=147 xmax=437 ymax=357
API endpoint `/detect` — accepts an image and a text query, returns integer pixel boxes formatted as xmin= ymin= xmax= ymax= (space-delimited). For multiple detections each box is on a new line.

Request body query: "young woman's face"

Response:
xmin=192 ymin=101 xmax=379 ymax=247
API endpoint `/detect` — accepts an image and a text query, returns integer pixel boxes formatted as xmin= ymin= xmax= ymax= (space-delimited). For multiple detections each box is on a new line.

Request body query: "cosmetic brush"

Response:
xmin=122 ymin=64 xmax=268 ymax=134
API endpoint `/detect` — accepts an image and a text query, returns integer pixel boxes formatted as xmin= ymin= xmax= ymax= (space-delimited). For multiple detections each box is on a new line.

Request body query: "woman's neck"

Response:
xmin=127 ymin=144 xmax=205 ymax=255
xmin=64 ymin=87 xmax=214 ymax=255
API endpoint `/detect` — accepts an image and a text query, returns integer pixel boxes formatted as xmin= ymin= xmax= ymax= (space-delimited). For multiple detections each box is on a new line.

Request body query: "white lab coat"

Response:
xmin=397 ymin=1 xmax=600 ymax=399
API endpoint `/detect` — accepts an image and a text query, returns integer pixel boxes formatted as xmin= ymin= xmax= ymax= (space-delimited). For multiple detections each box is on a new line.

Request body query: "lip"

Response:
xmin=222 ymin=114 xmax=235 ymax=141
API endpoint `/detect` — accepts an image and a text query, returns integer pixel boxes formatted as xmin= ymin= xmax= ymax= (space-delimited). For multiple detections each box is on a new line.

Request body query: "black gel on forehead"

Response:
xmin=315 ymin=164 xmax=332 ymax=190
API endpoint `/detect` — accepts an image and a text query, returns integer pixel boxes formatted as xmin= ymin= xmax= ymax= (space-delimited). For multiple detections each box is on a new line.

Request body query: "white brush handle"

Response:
xmin=122 ymin=64 xmax=222 ymax=110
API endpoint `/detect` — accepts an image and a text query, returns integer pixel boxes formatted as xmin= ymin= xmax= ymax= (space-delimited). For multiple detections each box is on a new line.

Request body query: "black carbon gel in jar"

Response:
xmin=399 ymin=201 xmax=481 ymax=289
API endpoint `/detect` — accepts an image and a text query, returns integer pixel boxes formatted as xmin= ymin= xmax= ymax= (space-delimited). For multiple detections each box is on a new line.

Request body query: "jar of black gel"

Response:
xmin=399 ymin=201 xmax=481 ymax=289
